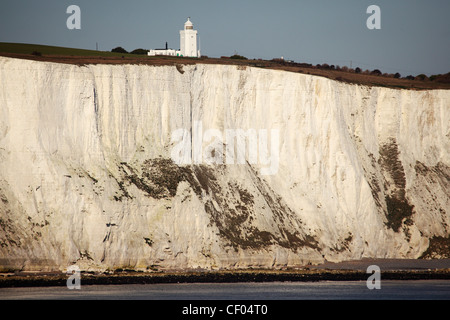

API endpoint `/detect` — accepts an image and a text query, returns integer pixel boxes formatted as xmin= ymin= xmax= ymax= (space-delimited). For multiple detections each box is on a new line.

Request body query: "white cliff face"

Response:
xmin=0 ymin=56 xmax=449 ymax=271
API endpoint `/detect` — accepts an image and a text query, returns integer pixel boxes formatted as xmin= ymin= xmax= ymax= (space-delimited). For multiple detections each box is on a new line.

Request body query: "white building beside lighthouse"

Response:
xmin=148 ymin=17 xmax=200 ymax=57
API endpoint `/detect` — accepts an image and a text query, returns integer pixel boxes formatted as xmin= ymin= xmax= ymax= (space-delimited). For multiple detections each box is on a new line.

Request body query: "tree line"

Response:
xmin=314 ymin=63 xmax=449 ymax=83
xmin=111 ymin=47 xmax=149 ymax=55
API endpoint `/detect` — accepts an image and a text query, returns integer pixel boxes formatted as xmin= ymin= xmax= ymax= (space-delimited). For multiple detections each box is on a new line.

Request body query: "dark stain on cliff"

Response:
xmin=378 ymin=139 xmax=414 ymax=232
xmin=414 ymin=161 xmax=450 ymax=192
xmin=114 ymin=159 xmax=185 ymax=200
xmin=196 ymin=163 xmax=318 ymax=251
xmin=247 ymin=165 xmax=319 ymax=250
xmin=181 ymin=164 xmax=276 ymax=250
xmin=365 ymin=153 xmax=384 ymax=209
xmin=117 ymin=158 xmax=319 ymax=251
xmin=420 ymin=236 xmax=450 ymax=259
xmin=413 ymin=161 xmax=450 ymax=231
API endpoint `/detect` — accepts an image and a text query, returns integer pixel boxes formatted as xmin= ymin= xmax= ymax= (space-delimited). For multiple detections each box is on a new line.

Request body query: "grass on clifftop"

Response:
xmin=0 ymin=42 xmax=138 ymax=58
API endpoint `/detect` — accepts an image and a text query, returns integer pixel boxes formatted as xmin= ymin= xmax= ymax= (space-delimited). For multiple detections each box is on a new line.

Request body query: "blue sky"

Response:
xmin=1 ymin=0 xmax=449 ymax=76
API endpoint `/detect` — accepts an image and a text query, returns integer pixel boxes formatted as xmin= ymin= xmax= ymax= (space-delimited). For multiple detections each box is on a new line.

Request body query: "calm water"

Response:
xmin=1 ymin=280 xmax=449 ymax=300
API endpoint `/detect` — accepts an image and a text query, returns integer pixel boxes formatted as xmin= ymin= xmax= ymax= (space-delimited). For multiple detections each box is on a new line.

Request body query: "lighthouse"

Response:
xmin=180 ymin=17 xmax=200 ymax=57
xmin=148 ymin=17 xmax=201 ymax=57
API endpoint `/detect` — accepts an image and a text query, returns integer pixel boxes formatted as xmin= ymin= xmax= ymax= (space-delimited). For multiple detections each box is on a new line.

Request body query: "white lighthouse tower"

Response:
xmin=180 ymin=17 xmax=200 ymax=57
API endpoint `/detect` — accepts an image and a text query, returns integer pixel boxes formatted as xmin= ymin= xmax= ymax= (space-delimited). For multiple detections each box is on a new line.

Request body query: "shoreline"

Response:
xmin=1 ymin=270 xmax=449 ymax=288
xmin=1 ymin=258 xmax=450 ymax=288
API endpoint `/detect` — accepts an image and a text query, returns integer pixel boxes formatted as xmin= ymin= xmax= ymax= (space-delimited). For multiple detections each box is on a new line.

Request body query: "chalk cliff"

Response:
xmin=0 ymin=57 xmax=449 ymax=271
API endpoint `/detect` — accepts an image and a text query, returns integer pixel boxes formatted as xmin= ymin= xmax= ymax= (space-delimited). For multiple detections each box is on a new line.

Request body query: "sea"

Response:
xmin=1 ymin=280 xmax=449 ymax=300
xmin=1 ymin=280 xmax=448 ymax=318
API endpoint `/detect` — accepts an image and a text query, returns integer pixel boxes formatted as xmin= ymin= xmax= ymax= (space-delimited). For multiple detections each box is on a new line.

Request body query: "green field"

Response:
xmin=0 ymin=42 xmax=138 ymax=57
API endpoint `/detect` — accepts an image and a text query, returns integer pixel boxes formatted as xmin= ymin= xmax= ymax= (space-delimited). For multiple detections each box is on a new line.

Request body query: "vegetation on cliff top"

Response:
xmin=1 ymin=42 xmax=449 ymax=90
